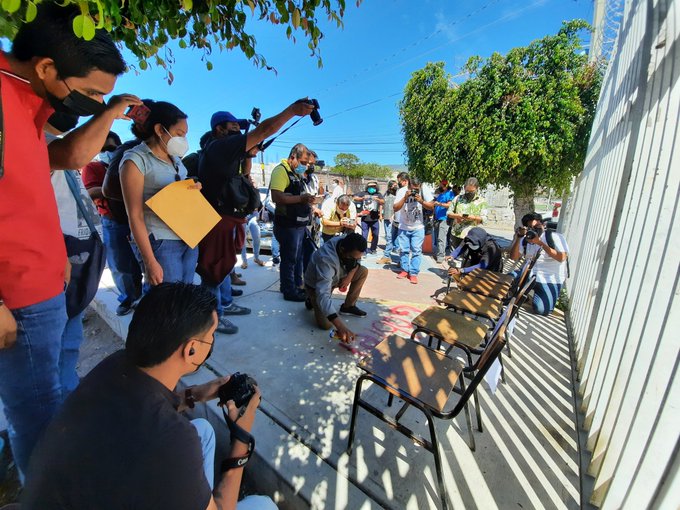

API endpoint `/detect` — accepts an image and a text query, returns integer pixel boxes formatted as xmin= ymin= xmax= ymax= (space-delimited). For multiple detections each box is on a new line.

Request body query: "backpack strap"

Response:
xmin=64 ymin=170 xmax=101 ymax=241
xmin=545 ymin=228 xmax=570 ymax=278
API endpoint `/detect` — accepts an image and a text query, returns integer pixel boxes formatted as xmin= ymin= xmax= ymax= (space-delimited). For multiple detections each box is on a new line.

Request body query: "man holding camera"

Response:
xmin=304 ymin=233 xmax=368 ymax=343
xmin=271 ymin=143 xmax=318 ymax=302
xmin=23 ymin=283 xmax=275 ymax=510
xmin=447 ymin=177 xmax=487 ymax=249
xmin=321 ymin=194 xmax=357 ymax=242
xmin=197 ymin=101 xmax=314 ymax=332
xmin=393 ymin=176 xmax=435 ymax=284
xmin=509 ymin=212 xmax=569 ymax=315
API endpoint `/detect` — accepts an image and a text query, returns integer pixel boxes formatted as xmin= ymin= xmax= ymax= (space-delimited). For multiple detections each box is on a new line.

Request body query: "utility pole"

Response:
xmin=590 ymin=0 xmax=606 ymax=62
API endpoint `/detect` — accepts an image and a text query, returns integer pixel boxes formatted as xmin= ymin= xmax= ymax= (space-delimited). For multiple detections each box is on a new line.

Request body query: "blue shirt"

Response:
xmin=434 ymin=190 xmax=454 ymax=221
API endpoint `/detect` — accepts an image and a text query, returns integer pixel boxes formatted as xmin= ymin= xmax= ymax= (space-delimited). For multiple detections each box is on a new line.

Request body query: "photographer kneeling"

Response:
xmin=22 ymin=283 xmax=275 ymax=510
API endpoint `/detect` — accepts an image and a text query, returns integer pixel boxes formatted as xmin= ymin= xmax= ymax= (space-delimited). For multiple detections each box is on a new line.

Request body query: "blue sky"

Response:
xmin=107 ymin=0 xmax=594 ymax=166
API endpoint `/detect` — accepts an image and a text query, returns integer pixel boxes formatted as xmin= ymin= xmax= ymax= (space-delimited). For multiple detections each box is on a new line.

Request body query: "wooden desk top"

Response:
xmin=358 ymin=335 xmax=464 ymax=412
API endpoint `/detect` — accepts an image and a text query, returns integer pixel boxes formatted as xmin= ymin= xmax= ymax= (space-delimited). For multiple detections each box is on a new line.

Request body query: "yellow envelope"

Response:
xmin=145 ymin=180 xmax=221 ymax=249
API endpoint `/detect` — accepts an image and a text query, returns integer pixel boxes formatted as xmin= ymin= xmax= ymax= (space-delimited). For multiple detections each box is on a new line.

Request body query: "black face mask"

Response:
xmin=226 ymin=130 xmax=241 ymax=136
xmin=341 ymin=257 xmax=359 ymax=272
xmin=47 ymin=83 xmax=107 ymax=117
xmin=47 ymin=111 xmax=79 ymax=132
xmin=190 ymin=340 xmax=214 ymax=372
xmin=307 ymin=164 xmax=315 ymax=174
xmin=464 ymin=191 xmax=476 ymax=201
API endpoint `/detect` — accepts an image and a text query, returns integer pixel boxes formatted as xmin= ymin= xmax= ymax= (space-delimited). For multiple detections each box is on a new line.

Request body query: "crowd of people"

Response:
xmin=0 ymin=3 xmax=571 ymax=508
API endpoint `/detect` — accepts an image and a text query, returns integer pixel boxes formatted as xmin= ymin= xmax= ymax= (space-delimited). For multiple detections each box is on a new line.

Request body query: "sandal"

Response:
xmin=241 ymin=261 xmax=248 ymax=269
xmin=254 ymin=258 xmax=265 ymax=267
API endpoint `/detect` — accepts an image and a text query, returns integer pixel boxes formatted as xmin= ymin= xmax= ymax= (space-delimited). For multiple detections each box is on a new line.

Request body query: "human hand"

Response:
xmin=515 ymin=226 xmax=527 ymax=238
xmin=333 ymin=321 xmax=356 ymax=344
xmin=448 ymin=267 xmax=461 ymax=277
xmin=107 ymin=94 xmax=143 ymax=120
xmin=313 ymin=207 xmax=323 ymax=217
xmin=187 ymin=180 xmax=202 ymax=191
xmin=146 ymin=258 xmax=164 ymax=286
xmin=190 ymin=375 xmax=231 ymax=403
xmin=290 ymin=98 xmax=316 ymax=117
xmin=527 ymin=236 xmax=543 ymax=246
xmin=226 ymin=385 xmax=261 ymax=432
xmin=0 ymin=304 xmax=17 ymax=350
xmin=300 ymin=193 xmax=316 ymax=205
xmin=64 ymin=258 xmax=72 ymax=286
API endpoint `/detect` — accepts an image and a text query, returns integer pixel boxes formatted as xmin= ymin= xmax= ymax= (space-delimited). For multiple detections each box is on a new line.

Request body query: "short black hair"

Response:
xmin=409 ymin=176 xmax=422 ymax=187
xmin=106 ymin=131 xmax=122 ymax=146
xmin=126 ymin=283 xmax=217 ymax=368
xmin=521 ymin=212 xmax=543 ymax=227
xmin=134 ymin=99 xmax=188 ymax=141
xmin=339 ymin=233 xmax=367 ymax=253
xmin=289 ymin=143 xmax=308 ymax=159
xmin=397 ymin=171 xmax=410 ymax=183
xmin=12 ymin=3 xmax=126 ymax=78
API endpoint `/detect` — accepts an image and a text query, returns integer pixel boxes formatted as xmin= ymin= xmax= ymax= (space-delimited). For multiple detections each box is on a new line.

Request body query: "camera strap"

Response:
xmin=247 ymin=117 xmax=303 ymax=154
xmin=219 ymin=405 xmax=256 ymax=472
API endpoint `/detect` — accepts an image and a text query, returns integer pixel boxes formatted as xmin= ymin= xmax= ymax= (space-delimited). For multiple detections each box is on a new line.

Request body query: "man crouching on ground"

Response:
xmin=22 ymin=283 xmax=275 ymax=510
xmin=304 ymin=233 xmax=368 ymax=343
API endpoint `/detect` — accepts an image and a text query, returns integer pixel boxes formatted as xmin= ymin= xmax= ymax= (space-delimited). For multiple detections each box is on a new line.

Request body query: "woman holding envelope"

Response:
xmin=121 ymin=100 xmax=201 ymax=286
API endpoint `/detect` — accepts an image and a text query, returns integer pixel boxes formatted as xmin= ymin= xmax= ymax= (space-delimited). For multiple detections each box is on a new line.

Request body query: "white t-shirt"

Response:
xmin=524 ymin=232 xmax=569 ymax=284
xmin=395 ymin=186 xmax=434 ymax=231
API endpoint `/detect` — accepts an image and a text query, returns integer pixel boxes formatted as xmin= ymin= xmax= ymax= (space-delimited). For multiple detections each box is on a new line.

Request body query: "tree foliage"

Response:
xmin=333 ymin=152 xmax=392 ymax=179
xmin=0 ymin=0 xmax=355 ymax=75
xmin=400 ymin=20 xmax=603 ymax=217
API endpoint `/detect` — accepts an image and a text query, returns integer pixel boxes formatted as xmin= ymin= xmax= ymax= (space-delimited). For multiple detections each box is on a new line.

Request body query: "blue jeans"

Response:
xmin=201 ymin=274 xmax=233 ymax=314
xmin=302 ymin=230 xmax=316 ymax=273
xmin=274 ymin=224 xmax=305 ymax=295
xmin=533 ymin=282 xmax=562 ymax=315
xmin=432 ymin=218 xmax=451 ymax=259
xmin=397 ymin=228 xmax=425 ymax=275
xmin=241 ymin=214 xmax=261 ymax=262
xmin=271 ymin=234 xmax=280 ymax=258
xmin=101 ymin=217 xmax=142 ymax=304
xmin=60 ymin=311 xmax=84 ymax=398
xmin=383 ymin=219 xmax=394 ymax=256
xmin=132 ymin=235 xmax=198 ymax=285
xmin=0 ymin=293 xmax=68 ymax=478
xmin=361 ymin=220 xmax=380 ymax=252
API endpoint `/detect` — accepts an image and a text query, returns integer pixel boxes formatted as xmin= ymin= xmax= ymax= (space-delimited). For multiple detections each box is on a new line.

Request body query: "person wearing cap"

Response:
xmin=196 ymin=101 xmax=314 ymax=334
xmin=447 ymin=177 xmax=488 ymax=249
xmin=353 ymin=181 xmax=384 ymax=255
xmin=447 ymin=227 xmax=502 ymax=279
xmin=431 ymin=180 xmax=455 ymax=263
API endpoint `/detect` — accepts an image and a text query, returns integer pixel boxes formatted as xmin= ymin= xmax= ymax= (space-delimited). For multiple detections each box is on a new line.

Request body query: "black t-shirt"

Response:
xmin=102 ymin=139 xmax=142 ymax=224
xmin=22 ymin=351 xmax=211 ymax=510
xmin=464 ymin=239 xmax=503 ymax=272
xmin=198 ymin=133 xmax=247 ymax=210
xmin=354 ymin=191 xmax=384 ymax=221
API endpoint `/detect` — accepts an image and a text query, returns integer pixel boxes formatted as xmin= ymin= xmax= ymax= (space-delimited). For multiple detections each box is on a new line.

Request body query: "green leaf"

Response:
xmin=139 ymin=59 xmax=148 ymax=70
xmin=3 ymin=0 xmax=20 ymax=14
xmin=182 ymin=0 xmax=193 ymax=11
xmin=292 ymin=8 xmax=300 ymax=28
xmin=206 ymin=60 xmax=213 ymax=71
xmin=81 ymin=14 xmax=96 ymax=40
xmin=179 ymin=39 xmax=187 ymax=48
xmin=25 ymin=1 xmax=37 ymax=21
xmin=72 ymin=14 xmax=84 ymax=38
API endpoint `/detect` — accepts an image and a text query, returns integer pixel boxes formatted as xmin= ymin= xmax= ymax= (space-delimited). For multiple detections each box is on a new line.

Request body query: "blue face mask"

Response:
xmin=295 ymin=164 xmax=307 ymax=175
xmin=367 ymin=187 xmax=377 ymax=194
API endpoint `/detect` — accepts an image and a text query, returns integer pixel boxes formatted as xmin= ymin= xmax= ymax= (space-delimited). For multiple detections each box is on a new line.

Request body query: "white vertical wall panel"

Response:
xmin=561 ymin=0 xmax=680 ymax=508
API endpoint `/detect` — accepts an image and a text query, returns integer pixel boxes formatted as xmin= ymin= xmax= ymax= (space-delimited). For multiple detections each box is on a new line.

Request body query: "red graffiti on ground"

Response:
xmin=340 ymin=304 xmax=425 ymax=357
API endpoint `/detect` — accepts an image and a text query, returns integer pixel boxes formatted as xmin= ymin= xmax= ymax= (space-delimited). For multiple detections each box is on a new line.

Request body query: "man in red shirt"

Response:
xmin=82 ymin=132 xmax=142 ymax=316
xmin=0 ymin=3 xmax=140 ymax=478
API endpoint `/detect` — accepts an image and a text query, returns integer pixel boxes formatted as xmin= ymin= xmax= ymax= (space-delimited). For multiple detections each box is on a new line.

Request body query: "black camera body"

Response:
xmin=410 ymin=189 xmax=420 ymax=197
xmin=302 ymin=98 xmax=323 ymax=126
xmin=218 ymin=372 xmax=258 ymax=409
xmin=525 ymin=229 xmax=539 ymax=240
xmin=250 ymin=107 xmax=261 ymax=126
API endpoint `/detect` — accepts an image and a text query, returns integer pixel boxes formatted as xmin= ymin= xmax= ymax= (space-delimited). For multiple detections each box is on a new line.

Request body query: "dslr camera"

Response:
xmin=525 ymin=229 xmax=539 ymax=240
xmin=410 ymin=189 xmax=420 ymax=197
xmin=218 ymin=372 xmax=258 ymax=409
xmin=299 ymin=98 xmax=323 ymax=126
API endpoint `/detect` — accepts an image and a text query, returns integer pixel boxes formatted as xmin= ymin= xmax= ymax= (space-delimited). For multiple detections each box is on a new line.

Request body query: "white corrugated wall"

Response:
xmin=560 ymin=0 xmax=679 ymax=508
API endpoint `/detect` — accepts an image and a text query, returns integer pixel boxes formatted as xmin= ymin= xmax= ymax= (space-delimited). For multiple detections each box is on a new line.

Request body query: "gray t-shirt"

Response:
xmin=121 ymin=142 xmax=188 ymax=241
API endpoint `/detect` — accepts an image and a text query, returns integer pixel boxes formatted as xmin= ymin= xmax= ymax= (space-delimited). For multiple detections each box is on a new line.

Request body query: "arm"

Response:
xmin=508 ymin=229 xmax=524 ymax=261
xmin=245 ymin=100 xmax=314 ymax=153
xmin=271 ymin=189 xmax=315 ymax=206
xmin=120 ymin=160 xmax=163 ymax=285
xmin=48 ymin=94 xmax=141 ymax=169
xmin=393 ymin=191 xmax=408 ymax=212
xmin=240 ymin=158 xmax=252 ymax=176
xmin=529 ymin=237 xmax=568 ymax=262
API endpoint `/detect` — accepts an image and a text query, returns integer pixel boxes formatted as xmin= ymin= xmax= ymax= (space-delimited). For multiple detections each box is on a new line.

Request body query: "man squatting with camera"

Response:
xmin=22 ymin=283 xmax=275 ymax=510
xmin=508 ymin=212 xmax=570 ymax=315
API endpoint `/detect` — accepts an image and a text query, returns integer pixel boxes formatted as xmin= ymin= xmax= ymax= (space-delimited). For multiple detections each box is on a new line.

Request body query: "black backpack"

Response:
xmin=219 ymin=174 xmax=262 ymax=218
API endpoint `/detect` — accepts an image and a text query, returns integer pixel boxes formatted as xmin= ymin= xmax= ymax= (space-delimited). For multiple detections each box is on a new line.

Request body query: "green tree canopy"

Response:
xmin=0 ymin=0 xmax=354 ymax=73
xmin=333 ymin=153 xmax=392 ymax=179
xmin=400 ymin=20 xmax=602 ymax=221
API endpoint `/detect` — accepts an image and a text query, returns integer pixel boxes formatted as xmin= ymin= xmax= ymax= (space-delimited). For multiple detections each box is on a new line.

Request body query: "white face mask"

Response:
xmin=163 ymin=127 xmax=189 ymax=158
xmin=96 ymin=151 xmax=113 ymax=165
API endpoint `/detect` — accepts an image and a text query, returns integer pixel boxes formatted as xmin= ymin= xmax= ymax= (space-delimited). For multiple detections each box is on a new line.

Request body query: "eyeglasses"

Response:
xmin=192 ymin=336 xmax=214 ymax=360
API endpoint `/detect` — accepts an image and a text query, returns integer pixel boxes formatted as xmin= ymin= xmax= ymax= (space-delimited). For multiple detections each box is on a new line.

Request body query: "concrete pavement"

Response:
xmin=88 ymin=234 xmax=581 ymax=510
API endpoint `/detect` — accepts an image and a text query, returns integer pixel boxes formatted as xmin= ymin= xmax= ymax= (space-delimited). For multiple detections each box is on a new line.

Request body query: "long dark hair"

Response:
xmin=131 ymin=99 xmax=188 ymax=142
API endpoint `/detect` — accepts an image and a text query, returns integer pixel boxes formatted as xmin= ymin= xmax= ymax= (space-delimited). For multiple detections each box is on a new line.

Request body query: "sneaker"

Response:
xmin=272 ymin=256 xmax=280 ymax=265
xmin=222 ymin=303 xmax=251 ymax=316
xmin=409 ymin=275 xmax=418 ymax=284
xmin=376 ymin=257 xmax=392 ymax=265
xmin=116 ymin=300 xmax=134 ymax=316
xmin=216 ymin=317 xmax=238 ymax=334
xmin=340 ymin=304 xmax=367 ymax=317
xmin=396 ymin=271 xmax=409 ymax=279
xmin=230 ymin=288 xmax=244 ymax=297
xmin=231 ymin=274 xmax=247 ymax=286
xmin=284 ymin=292 xmax=307 ymax=302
